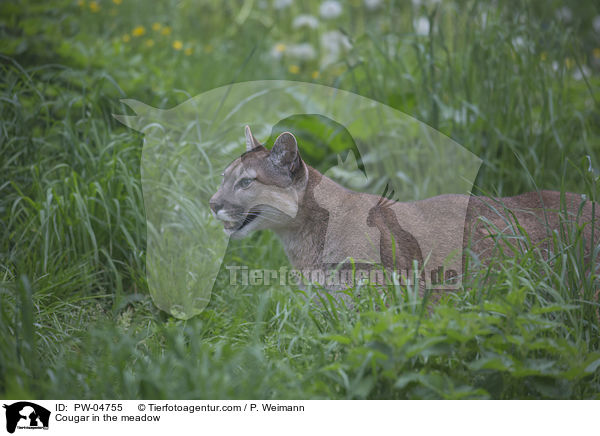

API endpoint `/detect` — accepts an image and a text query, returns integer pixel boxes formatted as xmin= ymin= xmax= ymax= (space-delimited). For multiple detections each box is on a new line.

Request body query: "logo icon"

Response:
xmin=115 ymin=80 xmax=481 ymax=318
xmin=3 ymin=402 xmax=50 ymax=434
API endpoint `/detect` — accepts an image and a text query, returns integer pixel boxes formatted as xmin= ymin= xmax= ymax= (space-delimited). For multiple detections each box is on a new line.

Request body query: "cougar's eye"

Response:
xmin=236 ymin=177 xmax=254 ymax=189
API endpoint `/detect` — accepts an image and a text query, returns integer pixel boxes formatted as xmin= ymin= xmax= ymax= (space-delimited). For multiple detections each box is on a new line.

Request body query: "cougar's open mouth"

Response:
xmin=221 ymin=207 xmax=261 ymax=232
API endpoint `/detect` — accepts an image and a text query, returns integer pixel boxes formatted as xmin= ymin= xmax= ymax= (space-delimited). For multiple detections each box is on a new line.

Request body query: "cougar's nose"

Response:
xmin=209 ymin=195 xmax=222 ymax=213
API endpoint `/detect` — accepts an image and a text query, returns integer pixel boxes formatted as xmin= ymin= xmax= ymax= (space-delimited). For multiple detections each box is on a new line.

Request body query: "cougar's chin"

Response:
xmin=225 ymin=207 xmax=262 ymax=238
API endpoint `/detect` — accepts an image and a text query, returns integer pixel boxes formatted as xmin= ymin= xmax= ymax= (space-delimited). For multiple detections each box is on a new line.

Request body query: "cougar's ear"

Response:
xmin=270 ymin=132 xmax=300 ymax=173
xmin=245 ymin=125 xmax=261 ymax=152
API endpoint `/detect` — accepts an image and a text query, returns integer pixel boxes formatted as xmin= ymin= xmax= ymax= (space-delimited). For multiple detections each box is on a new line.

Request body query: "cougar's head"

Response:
xmin=209 ymin=126 xmax=307 ymax=239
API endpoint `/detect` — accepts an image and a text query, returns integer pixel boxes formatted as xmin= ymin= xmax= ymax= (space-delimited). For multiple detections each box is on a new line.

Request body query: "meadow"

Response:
xmin=1 ymin=0 xmax=600 ymax=399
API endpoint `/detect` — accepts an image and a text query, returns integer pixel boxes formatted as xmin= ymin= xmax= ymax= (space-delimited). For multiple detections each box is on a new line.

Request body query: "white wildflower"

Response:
xmin=320 ymin=30 xmax=351 ymax=66
xmin=480 ymin=11 xmax=487 ymax=29
xmin=320 ymin=0 xmax=342 ymax=19
xmin=364 ymin=0 xmax=382 ymax=10
xmin=573 ymin=65 xmax=591 ymax=81
xmin=414 ymin=16 xmax=429 ymax=36
xmin=512 ymin=36 xmax=524 ymax=48
xmin=512 ymin=36 xmax=533 ymax=53
xmin=555 ymin=6 xmax=572 ymax=22
xmin=593 ymin=15 xmax=600 ymax=33
xmin=287 ymin=43 xmax=317 ymax=60
xmin=292 ymin=14 xmax=319 ymax=29
xmin=412 ymin=0 xmax=441 ymax=6
xmin=270 ymin=42 xmax=287 ymax=59
xmin=273 ymin=0 xmax=293 ymax=10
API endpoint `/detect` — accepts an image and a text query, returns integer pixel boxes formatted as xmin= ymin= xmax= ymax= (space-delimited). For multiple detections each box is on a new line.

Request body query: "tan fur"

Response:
xmin=210 ymin=127 xmax=599 ymax=291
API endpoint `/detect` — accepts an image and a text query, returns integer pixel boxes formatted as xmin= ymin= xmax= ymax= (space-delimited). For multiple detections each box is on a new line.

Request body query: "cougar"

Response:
xmin=209 ymin=126 xmax=598 ymax=291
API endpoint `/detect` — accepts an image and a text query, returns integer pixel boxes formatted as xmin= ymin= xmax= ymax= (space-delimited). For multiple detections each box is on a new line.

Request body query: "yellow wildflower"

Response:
xmin=77 ymin=0 xmax=85 ymax=7
xmin=122 ymin=34 xmax=131 ymax=43
xmin=565 ymin=57 xmax=574 ymax=69
xmin=311 ymin=71 xmax=320 ymax=79
xmin=593 ymin=48 xmax=600 ymax=59
xmin=145 ymin=39 xmax=155 ymax=47
xmin=112 ymin=0 xmax=122 ymax=4
xmin=184 ymin=47 xmax=193 ymax=56
xmin=152 ymin=22 xmax=162 ymax=31
xmin=288 ymin=65 xmax=300 ymax=74
xmin=172 ymin=40 xmax=183 ymax=51
xmin=89 ymin=1 xmax=100 ymax=12
xmin=132 ymin=26 xmax=146 ymax=37
xmin=540 ymin=52 xmax=547 ymax=61
xmin=161 ymin=26 xmax=172 ymax=36
xmin=275 ymin=43 xmax=286 ymax=53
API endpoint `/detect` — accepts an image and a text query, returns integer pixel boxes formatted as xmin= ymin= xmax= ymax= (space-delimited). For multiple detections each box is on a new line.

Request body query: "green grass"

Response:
xmin=1 ymin=0 xmax=599 ymax=399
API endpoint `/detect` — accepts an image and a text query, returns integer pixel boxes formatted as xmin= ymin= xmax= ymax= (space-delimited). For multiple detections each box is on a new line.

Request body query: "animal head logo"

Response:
xmin=115 ymin=80 xmax=481 ymax=318
xmin=3 ymin=402 xmax=50 ymax=434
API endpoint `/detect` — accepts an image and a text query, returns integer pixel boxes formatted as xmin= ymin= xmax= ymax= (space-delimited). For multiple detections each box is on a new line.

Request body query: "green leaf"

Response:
xmin=584 ymin=358 xmax=600 ymax=374
xmin=323 ymin=334 xmax=351 ymax=345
